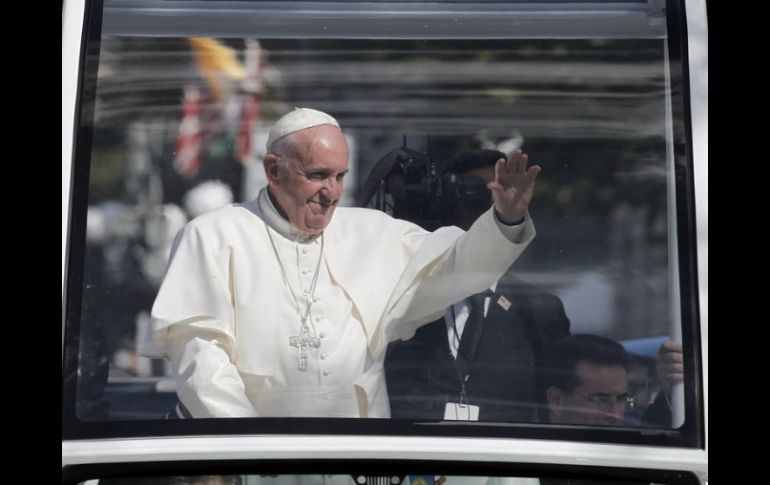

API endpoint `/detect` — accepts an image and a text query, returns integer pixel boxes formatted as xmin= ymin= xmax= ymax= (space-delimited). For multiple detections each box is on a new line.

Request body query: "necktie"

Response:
xmin=455 ymin=289 xmax=495 ymax=379
xmin=468 ymin=289 xmax=494 ymax=323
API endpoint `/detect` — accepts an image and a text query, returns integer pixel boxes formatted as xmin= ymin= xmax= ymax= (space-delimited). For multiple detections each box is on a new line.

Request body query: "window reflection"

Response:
xmin=75 ymin=35 xmax=681 ymax=427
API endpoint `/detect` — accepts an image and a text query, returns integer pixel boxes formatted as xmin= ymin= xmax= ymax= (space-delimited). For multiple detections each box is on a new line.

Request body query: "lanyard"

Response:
xmin=449 ymin=294 xmax=488 ymax=405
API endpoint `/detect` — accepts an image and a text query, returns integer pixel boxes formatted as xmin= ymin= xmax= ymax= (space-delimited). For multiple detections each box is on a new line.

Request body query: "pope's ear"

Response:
xmin=263 ymin=153 xmax=281 ymax=184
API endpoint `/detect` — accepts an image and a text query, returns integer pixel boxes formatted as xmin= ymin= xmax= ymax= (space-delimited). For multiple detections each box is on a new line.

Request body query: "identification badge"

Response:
xmin=443 ymin=402 xmax=480 ymax=421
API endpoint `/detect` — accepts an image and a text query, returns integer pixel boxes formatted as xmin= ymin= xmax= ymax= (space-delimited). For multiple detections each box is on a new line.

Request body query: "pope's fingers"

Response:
xmin=487 ymin=180 xmax=503 ymax=192
xmin=494 ymin=158 xmax=508 ymax=183
xmin=497 ymin=155 xmax=526 ymax=174
xmin=524 ymin=165 xmax=542 ymax=184
xmin=518 ymin=154 xmax=529 ymax=173
xmin=506 ymin=149 xmax=526 ymax=172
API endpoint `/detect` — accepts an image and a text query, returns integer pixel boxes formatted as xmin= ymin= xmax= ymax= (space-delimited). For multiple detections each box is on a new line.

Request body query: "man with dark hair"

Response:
xmin=543 ymin=334 xmax=633 ymax=426
xmin=385 ymin=148 xmax=570 ymax=422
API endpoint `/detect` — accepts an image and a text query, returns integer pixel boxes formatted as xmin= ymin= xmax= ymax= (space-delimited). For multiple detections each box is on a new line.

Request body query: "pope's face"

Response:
xmin=266 ymin=125 xmax=349 ymax=235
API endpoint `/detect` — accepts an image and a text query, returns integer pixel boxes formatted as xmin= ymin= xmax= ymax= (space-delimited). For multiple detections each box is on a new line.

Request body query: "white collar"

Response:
xmin=257 ymin=187 xmax=320 ymax=244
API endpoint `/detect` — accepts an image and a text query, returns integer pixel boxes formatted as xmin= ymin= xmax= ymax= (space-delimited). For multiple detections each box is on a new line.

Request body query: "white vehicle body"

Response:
xmin=63 ymin=1 xmax=707 ymax=483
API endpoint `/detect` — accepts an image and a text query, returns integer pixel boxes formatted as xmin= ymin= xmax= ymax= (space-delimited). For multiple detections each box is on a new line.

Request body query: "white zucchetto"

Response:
xmin=266 ymin=107 xmax=340 ymax=149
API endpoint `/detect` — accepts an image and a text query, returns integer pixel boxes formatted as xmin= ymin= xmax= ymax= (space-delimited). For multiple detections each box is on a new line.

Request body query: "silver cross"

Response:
xmin=288 ymin=325 xmax=321 ymax=370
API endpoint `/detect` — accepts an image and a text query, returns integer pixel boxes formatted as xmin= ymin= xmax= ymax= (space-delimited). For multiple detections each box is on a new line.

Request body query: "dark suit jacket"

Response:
xmin=385 ymin=276 xmax=570 ymax=422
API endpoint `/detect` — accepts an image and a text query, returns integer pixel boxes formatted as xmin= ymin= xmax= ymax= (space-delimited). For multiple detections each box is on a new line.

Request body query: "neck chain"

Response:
xmin=265 ymin=222 xmax=324 ymax=370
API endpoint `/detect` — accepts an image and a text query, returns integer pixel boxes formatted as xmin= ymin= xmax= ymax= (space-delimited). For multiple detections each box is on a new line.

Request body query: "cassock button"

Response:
xmin=319 ymin=332 xmax=327 ymax=338
xmin=323 ymin=370 xmax=330 ymax=376
xmin=302 ymin=268 xmax=312 ymax=275
xmin=302 ymin=248 xmax=309 ymax=254
xmin=314 ymin=316 xmax=322 ymax=322
xmin=320 ymin=353 xmax=327 ymax=360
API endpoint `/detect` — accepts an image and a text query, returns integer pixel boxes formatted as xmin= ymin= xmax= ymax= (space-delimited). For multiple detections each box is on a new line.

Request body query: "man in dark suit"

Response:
xmin=384 ymin=149 xmax=571 ymax=422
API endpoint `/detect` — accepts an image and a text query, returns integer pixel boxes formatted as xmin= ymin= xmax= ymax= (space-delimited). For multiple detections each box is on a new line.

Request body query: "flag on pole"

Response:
xmin=236 ymin=39 xmax=264 ymax=164
xmin=237 ymin=95 xmax=260 ymax=164
xmin=174 ymin=84 xmax=203 ymax=177
xmin=188 ymin=37 xmax=246 ymax=102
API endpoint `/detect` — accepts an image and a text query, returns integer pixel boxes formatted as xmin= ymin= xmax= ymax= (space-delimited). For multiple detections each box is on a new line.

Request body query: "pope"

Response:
xmin=145 ymin=108 xmax=541 ymax=418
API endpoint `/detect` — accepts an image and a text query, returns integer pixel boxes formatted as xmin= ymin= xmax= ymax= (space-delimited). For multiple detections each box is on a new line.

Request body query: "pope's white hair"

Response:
xmin=266 ymin=132 xmax=298 ymax=168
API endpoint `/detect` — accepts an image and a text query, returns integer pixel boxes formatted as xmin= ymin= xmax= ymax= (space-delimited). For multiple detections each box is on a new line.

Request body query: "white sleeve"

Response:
xmin=166 ymin=324 xmax=259 ymax=418
xmin=385 ymin=207 xmax=535 ymax=343
xmin=493 ymin=210 xmax=532 ymax=244
xmin=144 ymin=220 xmax=257 ymax=417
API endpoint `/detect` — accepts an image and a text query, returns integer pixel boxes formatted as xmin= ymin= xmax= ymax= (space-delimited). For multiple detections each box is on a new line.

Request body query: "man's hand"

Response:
xmin=656 ymin=340 xmax=684 ymax=394
xmin=488 ymin=149 xmax=541 ymax=224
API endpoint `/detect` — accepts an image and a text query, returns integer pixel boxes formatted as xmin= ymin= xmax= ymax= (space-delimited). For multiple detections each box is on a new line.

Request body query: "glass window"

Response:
xmin=63 ymin=0 xmax=703 ymax=448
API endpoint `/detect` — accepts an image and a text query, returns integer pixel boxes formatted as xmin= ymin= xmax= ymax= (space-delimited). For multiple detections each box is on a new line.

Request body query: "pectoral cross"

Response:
xmin=289 ymin=325 xmax=321 ymax=370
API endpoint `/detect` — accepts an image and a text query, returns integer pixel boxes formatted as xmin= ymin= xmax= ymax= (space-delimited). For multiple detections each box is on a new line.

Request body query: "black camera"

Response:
xmin=357 ymin=138 xmax=492 ymax=230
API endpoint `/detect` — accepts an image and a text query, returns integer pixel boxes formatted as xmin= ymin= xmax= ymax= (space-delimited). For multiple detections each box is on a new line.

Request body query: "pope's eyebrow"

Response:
xmin=305 ymin=168 xmax=349 ymax=178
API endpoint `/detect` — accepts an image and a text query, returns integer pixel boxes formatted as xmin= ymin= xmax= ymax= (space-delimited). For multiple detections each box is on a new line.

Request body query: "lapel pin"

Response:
xmin=497 ymin=295 xmax=511 ymax=311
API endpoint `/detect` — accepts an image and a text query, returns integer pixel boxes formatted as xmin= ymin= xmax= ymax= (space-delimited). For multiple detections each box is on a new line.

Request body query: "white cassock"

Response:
xmin=144 ymin=188 xmax=535 ymax=418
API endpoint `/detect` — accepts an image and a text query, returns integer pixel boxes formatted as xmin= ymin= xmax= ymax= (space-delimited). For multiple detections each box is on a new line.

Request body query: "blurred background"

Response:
xmin=76 ymin=35 xmax=676 ymax=420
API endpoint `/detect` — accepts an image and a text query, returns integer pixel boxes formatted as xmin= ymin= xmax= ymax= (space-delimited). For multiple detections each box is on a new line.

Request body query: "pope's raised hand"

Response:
xmin=487 ymin=149 xmax=541 ymax=224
